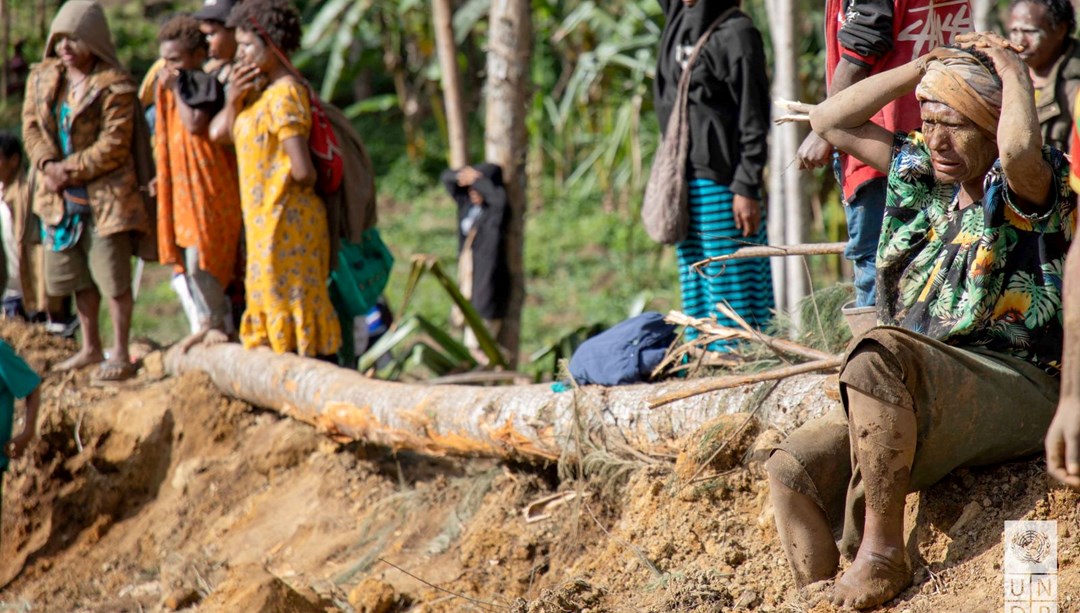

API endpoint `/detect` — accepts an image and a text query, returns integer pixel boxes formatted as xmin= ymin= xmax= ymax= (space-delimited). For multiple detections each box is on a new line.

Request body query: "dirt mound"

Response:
xmin=0 ymin=319 xmax=1076 ymax=612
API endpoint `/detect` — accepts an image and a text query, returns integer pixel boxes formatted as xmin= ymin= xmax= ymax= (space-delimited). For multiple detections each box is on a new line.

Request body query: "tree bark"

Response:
xmin=764 ymin=0 xmax=808 ymax=327
xmin=1 ymin=0 xmax=8 ymax=107
xmin=165 ymin=344 xmax=838 ymax=463
xmin=433 ymin=0 xmax=468 ymax=169
xmin=484 ymin=0 xmax=531 ymax=366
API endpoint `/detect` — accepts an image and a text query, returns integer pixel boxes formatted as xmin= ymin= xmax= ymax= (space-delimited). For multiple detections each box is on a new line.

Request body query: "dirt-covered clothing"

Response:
xmin=876 ymin=132 xmax=1074 ymax=374
xmin=825 ymin=0 xmax=972 ymax=199
xmin=653 ymin=0 xmax=769 ymax=199
xmin=772 ymin=326 xmax=1058 ymax=559
xmin=1035 ymin=37 xmax=1080 ymax=152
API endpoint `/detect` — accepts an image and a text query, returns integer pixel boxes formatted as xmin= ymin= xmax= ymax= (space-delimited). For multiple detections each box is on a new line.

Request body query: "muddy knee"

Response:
xmin=766 ymin=450 xmax=816 ymax=501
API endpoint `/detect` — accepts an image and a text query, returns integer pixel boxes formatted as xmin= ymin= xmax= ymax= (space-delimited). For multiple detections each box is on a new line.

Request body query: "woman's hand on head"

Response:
xmin=953 ymin=32 xmax=1027 ymax=77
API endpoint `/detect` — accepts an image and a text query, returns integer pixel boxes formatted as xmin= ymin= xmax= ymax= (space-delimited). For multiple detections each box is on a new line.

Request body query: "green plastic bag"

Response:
xmin=330 ymin=228 xmax=394 ymax=318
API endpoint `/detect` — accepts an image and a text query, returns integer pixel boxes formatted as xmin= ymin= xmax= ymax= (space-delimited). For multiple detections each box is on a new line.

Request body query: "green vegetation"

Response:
xmin=3 ymin=0 xmax=867 ymax=371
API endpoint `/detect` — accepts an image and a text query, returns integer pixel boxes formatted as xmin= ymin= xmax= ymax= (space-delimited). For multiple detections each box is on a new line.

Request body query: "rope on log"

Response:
xmin=690 ymin=242 xmax=846 ymax=274
xmin=648 ymin=358 xmax=844 ymax=410
xmin=165 ymin=343 xmax=840 ymax=463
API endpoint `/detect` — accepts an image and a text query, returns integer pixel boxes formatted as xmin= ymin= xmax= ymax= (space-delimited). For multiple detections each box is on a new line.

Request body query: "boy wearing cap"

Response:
xmin=194 ymin=0 xmax=241 ymax=83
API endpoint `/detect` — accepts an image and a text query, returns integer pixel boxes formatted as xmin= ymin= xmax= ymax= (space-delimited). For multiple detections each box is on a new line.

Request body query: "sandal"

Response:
xmin=92 ymin=360 xmax=139 ymax=383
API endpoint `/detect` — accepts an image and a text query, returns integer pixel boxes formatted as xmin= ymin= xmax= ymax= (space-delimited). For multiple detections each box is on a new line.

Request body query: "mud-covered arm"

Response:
xmin=993 ymin=45 xmax=1053 ymax=211
xmin=62 ymin=85 xmax=136 ymax=183
xmin=809 ymin=57 xmax=922 ymax=174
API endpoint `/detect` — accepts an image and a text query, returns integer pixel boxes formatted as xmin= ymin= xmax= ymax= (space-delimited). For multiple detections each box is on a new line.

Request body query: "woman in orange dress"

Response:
xmin=209 ymin=0 xmax=340 ymax=358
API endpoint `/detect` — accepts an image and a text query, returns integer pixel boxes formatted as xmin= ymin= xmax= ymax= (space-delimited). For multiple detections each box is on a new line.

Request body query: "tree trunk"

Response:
xmin=1 ymin=0 xmax=8 ymax=107
xmin=765 ymin=0 xmax=808 ymax=328
xmin=433 ymin=0 xmax=468 ymax=169
xmin=972 ymin=0 xmax=993 ymax=32
xmin=165 ymin=344 xmax=837 ymax=463
xmin=484 ymin=0 xmax=531 ymax=366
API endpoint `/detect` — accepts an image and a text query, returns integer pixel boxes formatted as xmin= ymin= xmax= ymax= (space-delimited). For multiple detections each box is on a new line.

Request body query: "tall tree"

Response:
xmin=1 ymin=0 xmax=8 ymax=107
xmin=765 ymin=0 xmax=808 ymax=325
xmin=432 ymin=0 xmax=468 ymax=169
xmin=484 ymin=0 xmax=531 ymax=365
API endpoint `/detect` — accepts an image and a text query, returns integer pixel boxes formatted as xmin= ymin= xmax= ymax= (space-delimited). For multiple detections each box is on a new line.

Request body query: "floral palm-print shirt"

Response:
xmin=877 ymin=132 xmax=1075 ymax=375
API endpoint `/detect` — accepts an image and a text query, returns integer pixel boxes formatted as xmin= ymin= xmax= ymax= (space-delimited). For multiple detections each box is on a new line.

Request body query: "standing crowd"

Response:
xmin=2 ymin=0 xmax=353 ymax=383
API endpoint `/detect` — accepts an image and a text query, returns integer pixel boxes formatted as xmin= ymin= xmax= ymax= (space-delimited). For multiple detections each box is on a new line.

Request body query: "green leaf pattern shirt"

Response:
xmin=877 ymin=132 xmax=1075 ymax=375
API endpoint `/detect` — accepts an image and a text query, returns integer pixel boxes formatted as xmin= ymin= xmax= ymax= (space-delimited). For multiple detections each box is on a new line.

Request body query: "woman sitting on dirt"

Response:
xmin=208 ymin=0 xmax=341 ymax=360
xmin=21 ymin=0 xmax=152 ymax=382
xmin=765 ymin=33 xmax=1074 ymax=609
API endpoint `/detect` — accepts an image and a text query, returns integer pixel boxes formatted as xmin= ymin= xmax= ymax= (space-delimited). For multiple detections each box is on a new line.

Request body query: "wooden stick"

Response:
xmin=648 ymin=358 xmax=843 ymax=409
xmin=665 ymin=310 xmax=836 ymax=362
xmin=691 ymin=242 xmax=846 ymax=272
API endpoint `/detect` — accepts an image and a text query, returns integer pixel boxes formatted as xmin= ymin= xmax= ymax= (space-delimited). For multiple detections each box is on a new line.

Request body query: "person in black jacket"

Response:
xmin=441 ymin=164 xmax=510 ymax=345
xmin=654 ymin=0 xmax=773 ymax=351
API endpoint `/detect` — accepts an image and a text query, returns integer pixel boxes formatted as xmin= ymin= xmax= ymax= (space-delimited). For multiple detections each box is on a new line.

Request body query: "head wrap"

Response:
xmin=915 ymin=53 xmax=1002 ymax=136
xmin=44 ymin=1 xmax=123 ymax=71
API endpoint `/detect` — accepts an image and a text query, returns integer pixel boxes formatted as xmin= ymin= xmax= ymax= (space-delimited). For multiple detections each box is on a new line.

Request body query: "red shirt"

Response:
xmin=825 ymin=0 xmax=972 ymax=199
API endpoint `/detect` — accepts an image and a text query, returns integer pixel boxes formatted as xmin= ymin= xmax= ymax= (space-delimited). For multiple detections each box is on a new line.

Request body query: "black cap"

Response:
xmin=193 ymin=0 xmax=237 ymax=23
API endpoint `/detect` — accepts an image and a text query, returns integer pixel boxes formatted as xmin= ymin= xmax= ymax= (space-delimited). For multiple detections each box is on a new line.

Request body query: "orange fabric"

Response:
xmin=154 ymin=81 xmax=242 ymax=287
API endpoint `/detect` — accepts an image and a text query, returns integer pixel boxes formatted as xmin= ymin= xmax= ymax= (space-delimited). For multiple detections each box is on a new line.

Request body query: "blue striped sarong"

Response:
xmin=676 ymin=178 xmax=774 ymax=351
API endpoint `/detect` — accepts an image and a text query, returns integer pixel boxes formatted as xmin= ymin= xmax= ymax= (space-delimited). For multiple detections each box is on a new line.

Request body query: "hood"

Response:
xmin=44 ymin=1 xmax=122 ymax=71
xmin=656 ymin=0 xmax=739 ymax=92
xmin=677 ymin=0 xmax=740 ymax=41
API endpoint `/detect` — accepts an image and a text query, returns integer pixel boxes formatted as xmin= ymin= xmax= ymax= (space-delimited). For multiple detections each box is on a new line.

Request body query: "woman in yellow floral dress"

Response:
xmin=209 ymin=0 xmax=340 ymax=358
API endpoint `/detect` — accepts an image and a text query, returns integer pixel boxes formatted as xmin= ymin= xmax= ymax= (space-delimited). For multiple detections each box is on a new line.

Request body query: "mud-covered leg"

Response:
xmin=832 ymin=387 xmax=915 ymax=609
xmin=766 ymin=451 xmax=840 ymax=586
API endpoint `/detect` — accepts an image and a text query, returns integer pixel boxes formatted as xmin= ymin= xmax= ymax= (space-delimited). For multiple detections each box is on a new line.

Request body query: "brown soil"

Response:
xmin=0 ymin=319 xmax=1077 ymax=612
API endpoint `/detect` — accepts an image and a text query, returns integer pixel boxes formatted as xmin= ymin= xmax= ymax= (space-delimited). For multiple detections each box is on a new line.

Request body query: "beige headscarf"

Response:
xmin=915 ymin=53 xmax=1002 ymax=136
xmin=43 ymin=0 xmax=122 ymax=71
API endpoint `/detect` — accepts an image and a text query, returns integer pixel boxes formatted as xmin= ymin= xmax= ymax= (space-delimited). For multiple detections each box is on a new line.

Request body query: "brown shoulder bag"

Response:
xmin=641 ymin=8 xmax=736 ymax=245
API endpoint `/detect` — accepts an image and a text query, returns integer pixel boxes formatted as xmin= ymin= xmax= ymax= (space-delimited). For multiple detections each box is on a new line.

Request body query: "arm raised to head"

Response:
xmin=959 ymin=32 xmax=1053 ymax=211
xmin=809 ymin=47 xmax=971 ymax=174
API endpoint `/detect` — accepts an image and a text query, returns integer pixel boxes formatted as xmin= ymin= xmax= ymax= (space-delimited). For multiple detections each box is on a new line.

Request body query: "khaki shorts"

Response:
xmin=45 ymin=228 xmax=134 ymax=299
xmin=769 ymin=326 xmax=1059 ymax=558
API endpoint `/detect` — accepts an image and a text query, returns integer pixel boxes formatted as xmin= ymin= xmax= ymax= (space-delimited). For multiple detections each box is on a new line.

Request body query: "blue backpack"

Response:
xmin=569 ymin=312 xmax=676 ymax=386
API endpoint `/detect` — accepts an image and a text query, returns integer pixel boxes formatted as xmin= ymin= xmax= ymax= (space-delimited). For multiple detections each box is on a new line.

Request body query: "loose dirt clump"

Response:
xmin=0 ymin=319 xmax=1077 ymax=612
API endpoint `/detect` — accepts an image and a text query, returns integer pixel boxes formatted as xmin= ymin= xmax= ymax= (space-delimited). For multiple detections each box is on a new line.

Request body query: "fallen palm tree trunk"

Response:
xmin=166 ymin=344 xmax=838 ymax=463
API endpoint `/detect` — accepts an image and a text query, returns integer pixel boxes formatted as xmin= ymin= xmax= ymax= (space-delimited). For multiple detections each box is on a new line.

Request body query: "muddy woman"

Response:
xmin=765 ymin=33 xmax=1074 ymax=609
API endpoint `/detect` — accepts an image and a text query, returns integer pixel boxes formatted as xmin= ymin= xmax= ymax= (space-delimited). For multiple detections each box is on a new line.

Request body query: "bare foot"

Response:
xmin=177 ymin=328 xmax=229 ymax=354
xmin=798 ymin=578 xmax=833 ymax=607
xmin=202 ymin=329 xmax=228 ymax=347
xmin=51 ymin=348 xmax=104 ymax=373
xmin=831 ymin=548 xmax=911 ymax=609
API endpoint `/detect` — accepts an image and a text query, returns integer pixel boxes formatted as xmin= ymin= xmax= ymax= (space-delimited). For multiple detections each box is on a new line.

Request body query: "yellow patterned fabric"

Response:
xmin=233 ymin=79 xmax=341 ymax=356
